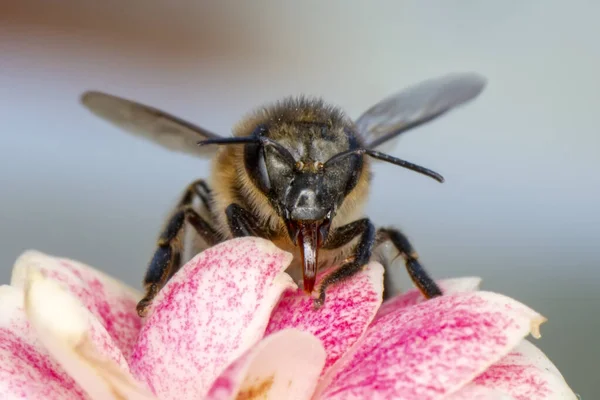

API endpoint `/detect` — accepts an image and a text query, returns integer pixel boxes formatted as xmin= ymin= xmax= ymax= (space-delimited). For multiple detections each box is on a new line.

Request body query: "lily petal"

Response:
xmin=376 ymin=276 xmax=482 ymax=320
xmin=315 ymin=291 xmax=546 ymax=400
xmin=11 ymin=253 xmax=132 ymax=371
xmin=0 ymin=285 xmax=86 ymax=399
xmin=446 ymin=385 xmax=515 ymax=399
xmin=11 ymin=250 xmax=142 ymax=359
xmin=206 ymin=329 xmax=326 ymax=400
xmin=450 ymin=339 xmax=578 ymax=400
xmin=23 ymin=269 xmax=155 ymax=400
xmin=265 ymin=261 xmax=384 ymax=375
xmin=129 ymin=237 xmax=296 ymax=400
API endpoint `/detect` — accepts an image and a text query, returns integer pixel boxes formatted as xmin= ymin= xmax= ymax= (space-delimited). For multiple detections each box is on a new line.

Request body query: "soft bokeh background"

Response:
xmin=1 ymin=1 xmax=598 ymax=397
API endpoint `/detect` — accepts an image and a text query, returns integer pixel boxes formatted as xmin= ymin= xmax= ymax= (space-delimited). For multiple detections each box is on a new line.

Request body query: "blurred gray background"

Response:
xmin=1 ymin=1 xmax=597 ymax=397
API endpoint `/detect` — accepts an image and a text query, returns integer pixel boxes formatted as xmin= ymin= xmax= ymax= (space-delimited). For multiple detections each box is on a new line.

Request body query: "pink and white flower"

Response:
xmin=0 ymin=237 xmax=577 ymax=399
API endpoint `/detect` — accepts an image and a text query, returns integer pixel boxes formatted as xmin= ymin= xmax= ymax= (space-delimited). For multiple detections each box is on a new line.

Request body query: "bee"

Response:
xmin=80 ymin=72 xmax=486 ymax=317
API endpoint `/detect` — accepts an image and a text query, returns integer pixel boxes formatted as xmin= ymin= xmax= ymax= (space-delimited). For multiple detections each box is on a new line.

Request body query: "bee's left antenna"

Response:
xmin=325 ymin=148 xmax=444 ymax=183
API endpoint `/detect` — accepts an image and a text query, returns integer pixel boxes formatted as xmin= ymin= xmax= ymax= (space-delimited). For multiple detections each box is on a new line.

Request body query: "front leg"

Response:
xmin=316 ymin=218 xmax=376 ymax=307
xmin=377 ymin=227 xmax=442 ymax=299
xmin=137 ymin=206 xmax=221 ymax=316
xmin=137 ymin=180 xmax=220 ymax=317
xmin=225 ymin=203 xmax=271 ymax=238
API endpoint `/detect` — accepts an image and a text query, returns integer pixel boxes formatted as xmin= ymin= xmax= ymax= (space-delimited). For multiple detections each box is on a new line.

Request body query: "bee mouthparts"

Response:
xmin=297 ymin=221 xmax=319 ymax=293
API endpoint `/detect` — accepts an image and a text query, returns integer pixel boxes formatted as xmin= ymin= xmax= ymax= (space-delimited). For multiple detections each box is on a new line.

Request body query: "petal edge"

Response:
xmin=24 ymin=269 xmax=155 ymax=400
xmin=206 ymin=329 xmax=325 ymax=400
xmin=452 ymin=339 xmax=578 ymax=400
xmin=129 ymin=237 xmax=296 ymax=400
xmin=11 ymin=250 xmax=143 ymax=359
xmin=316 ymin=291 xmax=546 ymax=400
xmin=266 ymin=261 xmax=384 ymax=376
xmin=0 ymin=285 xmax=86 ymax=400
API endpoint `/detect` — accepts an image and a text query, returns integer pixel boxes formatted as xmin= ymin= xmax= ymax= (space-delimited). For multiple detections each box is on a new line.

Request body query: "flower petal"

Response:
xmin=23 ymin=269 xmax=156 ymax=400
xmin=129 ymin=237 xmax=296 ymax=400
xmin=376 ymin=276 xmax=482 ymax=320
xmin=0 ymin=284 xmax=87 ymax=399
xmin=450 ymin=339 xmax=578 ymax=400
xmin=315 ymin=291 xmax=546 ymax=400
xmin=265 ymin=261 xmax=384 ymax=375
xmin=446 ymin=385 xmax=515 ymax=399
xmin=11 ymin=250 xmax=142 ymax=359
xmin=11 ymin=253 xmax=132 ymax=371
xmin=206 ymin=329 xmax=325 ymax=400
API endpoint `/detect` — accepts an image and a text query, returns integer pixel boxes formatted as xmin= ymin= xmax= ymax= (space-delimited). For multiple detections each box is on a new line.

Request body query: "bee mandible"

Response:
xmin=80 ymin=72 xmax=487 ymax=317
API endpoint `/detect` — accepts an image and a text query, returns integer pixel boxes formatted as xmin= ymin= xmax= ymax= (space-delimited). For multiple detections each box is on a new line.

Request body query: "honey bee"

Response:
xmin=80 ymin=72 xmax=486 ymax=316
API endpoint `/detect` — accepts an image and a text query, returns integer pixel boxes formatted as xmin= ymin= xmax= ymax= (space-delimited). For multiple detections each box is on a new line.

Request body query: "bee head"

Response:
xmin=198 ymin=97 xmax=443 ymax=294
xmin=246 ymin=122 xmax=362 ymax=225
xmin=242 ymin=118 xmax=365 ymax=293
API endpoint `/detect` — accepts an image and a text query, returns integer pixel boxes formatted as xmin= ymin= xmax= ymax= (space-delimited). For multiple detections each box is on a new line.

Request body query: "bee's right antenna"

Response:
xmin=198 ymin=136 xmax=296 ymax=167
xmin=197 ymin=137 xmax=258 ymax=146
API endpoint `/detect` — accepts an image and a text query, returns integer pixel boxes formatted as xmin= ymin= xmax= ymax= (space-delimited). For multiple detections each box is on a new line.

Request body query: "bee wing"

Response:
xmin=355 ymin=72 xmax=487 ymax=150
xmin=80 ymin=91 xmax=224 ymax=157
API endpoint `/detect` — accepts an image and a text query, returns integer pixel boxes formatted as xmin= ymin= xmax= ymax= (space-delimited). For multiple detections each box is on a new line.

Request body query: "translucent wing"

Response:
xmin=80 ymin=91 xmax=224 ymax=157
xmin=355 ymin=72 xmax=487 ymax=149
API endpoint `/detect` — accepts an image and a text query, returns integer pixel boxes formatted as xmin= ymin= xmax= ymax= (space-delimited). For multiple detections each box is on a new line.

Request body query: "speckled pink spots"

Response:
xmin=315 ymin=291 xmax=546 ymax=400
xmin=23 ymin=267 xmax=156 ymax=400
xmin=265 ymin=261 xmax=383 ymax=375
xmin=206 ymin=329 xmax=325 ymax=400
xmin=129 ymin=237 xmax=295 ymax=400
xmin=11 ymin=250 xmax=142 ymax=360
xmin=375 ymin=277 xmax=482 ymax=321
xmin=0 ymin=285 xmax=86 ymax=399
xmin=1 ymin=242 xmax=577 ymax=400
xmin=451 ymin=339 xmax=577 ymax=400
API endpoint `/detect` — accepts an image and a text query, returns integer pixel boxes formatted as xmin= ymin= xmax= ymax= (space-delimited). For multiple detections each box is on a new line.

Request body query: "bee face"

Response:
xmin=243 ymin=117 xmax=365 ymax=246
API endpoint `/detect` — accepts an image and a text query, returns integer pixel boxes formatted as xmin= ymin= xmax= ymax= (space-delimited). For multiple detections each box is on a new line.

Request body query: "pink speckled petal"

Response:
xmin=0 ymin=285 xmax=86 ymax=399
xmin=206 ymin=329 xmax=325 ymax=400
xmin=265 ymin=261 xmax=384 ymax=376
xmin=11 ymin=252 xmax=133 ymax=371
xmin=129 ymin=237 xmax=296 ymax=400
xmin=11 ymin=250 xmax=142 ymax=359
xmin=23 ymin=270 xmax=156 ymax=400
xmin=446 ymin=385 xmax=514 ymax=399
xmin=451 ymin=339 xmax=578 ymax=400
xmin=376 ymin=276 xmax=482 ymax=320
xmin=315 ymin=291 xmax=547 ymax=400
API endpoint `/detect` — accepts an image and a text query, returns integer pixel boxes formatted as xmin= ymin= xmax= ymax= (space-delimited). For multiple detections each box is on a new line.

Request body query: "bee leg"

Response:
xmin=377 ymin=227 xmax=442 ymax=299
xmin=136 ymin=206 xmax=220 ymax=317
xmin=177 ymin=179 xmax=214 ymax=216
xmin=225 ymin=203 xmax=270 ymax=238
xmin=316 ymin=218 xmax=376 ymax=307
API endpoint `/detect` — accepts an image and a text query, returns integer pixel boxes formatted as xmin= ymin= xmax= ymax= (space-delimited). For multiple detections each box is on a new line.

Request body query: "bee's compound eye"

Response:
xmin=256 ymin=146 xmax=271 ymax=190
xmin=295 ymin=161 xmax=305 ymax=171
xmin=314 ymin=161 xmax=324 ymax=171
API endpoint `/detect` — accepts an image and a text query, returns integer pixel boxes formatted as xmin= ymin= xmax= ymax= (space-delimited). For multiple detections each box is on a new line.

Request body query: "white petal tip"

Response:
xmin=274 ymin=271 xmax=298 ymax=291
xmin=530 ymin=316 xmax=547 ymax=339
xmin=24 ymin=268 xmax=89 ymax=345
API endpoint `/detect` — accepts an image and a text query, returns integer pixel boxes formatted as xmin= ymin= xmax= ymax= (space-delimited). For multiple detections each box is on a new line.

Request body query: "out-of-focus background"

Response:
xmin=1 ymin=1 xmax=598 ymax=396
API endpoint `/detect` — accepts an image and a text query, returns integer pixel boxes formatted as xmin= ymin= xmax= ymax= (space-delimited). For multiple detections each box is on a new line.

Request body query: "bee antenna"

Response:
xmin=197 ymin=137 xmax=258 ymax=146
xmin=198 ymin=136 xmax=296 ymax=166
xmin=325 ymin=148 xmax=444 ymax=183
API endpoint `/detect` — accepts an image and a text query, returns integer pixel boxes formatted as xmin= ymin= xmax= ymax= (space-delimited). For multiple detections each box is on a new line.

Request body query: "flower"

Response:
xmin=0 ymin=237 xmax=577 ymax=399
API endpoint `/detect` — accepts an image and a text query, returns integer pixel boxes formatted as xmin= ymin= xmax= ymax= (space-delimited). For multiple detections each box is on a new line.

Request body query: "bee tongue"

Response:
xmin=297 ymin=221 xmax=319 ymax=293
